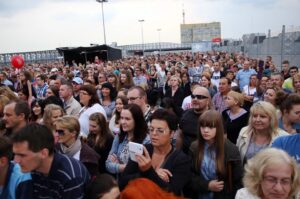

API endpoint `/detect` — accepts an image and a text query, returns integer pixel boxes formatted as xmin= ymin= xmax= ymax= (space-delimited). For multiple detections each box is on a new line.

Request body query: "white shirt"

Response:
xmin=78 ymin=103 xmax=107 ymax=137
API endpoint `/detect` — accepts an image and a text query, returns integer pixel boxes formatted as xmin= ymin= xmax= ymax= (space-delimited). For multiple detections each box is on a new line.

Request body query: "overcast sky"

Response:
xmin=0 ymin=0 xmax=299 ymax=53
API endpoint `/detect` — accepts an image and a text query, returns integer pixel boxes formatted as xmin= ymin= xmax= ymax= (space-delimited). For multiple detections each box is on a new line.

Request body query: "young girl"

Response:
xmin=187 ymin=110 xmax=243 ymax=199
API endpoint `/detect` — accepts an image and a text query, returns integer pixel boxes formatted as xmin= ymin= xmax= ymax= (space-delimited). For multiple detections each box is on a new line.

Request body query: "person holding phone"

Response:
xmin=106 ymin=104 xmax=150 ymax=175
xmin=186 ymin=110 xmax=243 ymax=199
xmin=119 ymin=109 xmax=192 ymax=196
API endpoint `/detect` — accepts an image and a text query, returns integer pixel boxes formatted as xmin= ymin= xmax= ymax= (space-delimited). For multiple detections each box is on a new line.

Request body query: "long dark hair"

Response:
xmin=119 ymin=104 xmax=147 ymax=144
xmin=80 ymin=85 xmax=100 ymax=107
xmin=30 ymin=99 xmax=45 ymax=122
xmin=114 ymin=96 xmax=128 ymax=125
xmin=196 ymin=110 xmax=225 ymax=178
xmin=88 ymin=112 xmax=112 ymax=148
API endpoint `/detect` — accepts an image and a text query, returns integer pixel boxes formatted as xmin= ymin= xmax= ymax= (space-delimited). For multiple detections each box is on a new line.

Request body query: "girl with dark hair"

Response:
xmin=78 ymin=85 xmax=107 ymax=137
xmin=30 ymin=99 xmax=45 ymax=123
xmin=100 ymin=82 xmax=116 ymax=121
xmin=16 ymin=71 xmax=37 ymax=98
xmin=187 ymin=110 xmax=243 ymax=199
xmin=109 ymin=95 xmax=128 ymax=136
xmin=106 ymin=104 xmax=150 ymax=175
xmin=45 ymin=85 xmax=60 ymax=98
xmin=88 ymin=112 xmax=114 ymax=173
xmin=119 ymin=70 xmax=134 ymax=90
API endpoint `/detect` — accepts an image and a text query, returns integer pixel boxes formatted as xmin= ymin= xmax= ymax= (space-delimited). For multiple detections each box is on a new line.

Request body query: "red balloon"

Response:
xmin=11 ymin=55 xmax=25 ymax=69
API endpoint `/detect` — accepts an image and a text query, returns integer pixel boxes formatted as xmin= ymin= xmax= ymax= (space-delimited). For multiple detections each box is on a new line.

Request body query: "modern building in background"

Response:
xmin=180 ymin=22 xmax=221 ymax=43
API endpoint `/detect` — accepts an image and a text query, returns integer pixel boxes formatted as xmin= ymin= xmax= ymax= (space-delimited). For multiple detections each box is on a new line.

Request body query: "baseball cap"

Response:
xmin=72 ymin=77 xmax=83 ymax=85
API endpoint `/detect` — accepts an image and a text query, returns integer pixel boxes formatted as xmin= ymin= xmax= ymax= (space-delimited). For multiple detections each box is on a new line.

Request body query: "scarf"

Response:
xmin=60 ymin=139 xmax=82 ymax=158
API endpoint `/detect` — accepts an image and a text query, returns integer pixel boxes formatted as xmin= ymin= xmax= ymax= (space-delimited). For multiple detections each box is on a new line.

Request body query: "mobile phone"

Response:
xmin=128 ymin=142 xmax=144 ymax=162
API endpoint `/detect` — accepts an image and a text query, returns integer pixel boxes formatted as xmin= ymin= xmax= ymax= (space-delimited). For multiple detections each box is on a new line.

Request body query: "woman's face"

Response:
xmin=181 ymin=75 xmax=188 ymax=83
xmin=32 ymin=104 xmax=42 ymax=116
xmin=285 ymin=104 xmax=300 ymax=124
xmin=46 ymin=89 xmax=54 ymax=98
xmin=101 ymin=88 xmax=111 ymax=98
xmin=79 ymin=90 xmax=92 ymax=106
xmin=115 ymin=98 xmax=124 ymax=113
xmin=18 ymin=91 xmax=27 ymax=101
xmin=120 ymin=74 xmax=127 ymax=83
xmin=250 ymin=75 xmax=258 ymax=86
xmin=252 ymin=111 xmax=271 ymax=131
xmin=56 ymin=124 xmax=75 ymax=146
xmin=225 ymin=95 xmax=237 ymax=108
xmin=51 ymin=110 xmax=63 ymax=123
xmin=264 ymin=89 xmax=276 ymax=105
xmin=200 ymin=126 xmax=216 ymax=145
xmin=170 ymin=77 xmax=179 ymax=87
xmin=293 ymin=77 xmax=300 ymax=91
xmin=89 ymin=120 xmax=100 ymax=135
xmin=201 ymin=77 xmax=209 ymax=87
xmin=261 ymin=163 xmax=292 ymax=199
xmin=108 ymin=76 xmax=115 ymax=84
xmin=19 ymin=73 xmax=26 ymax=81
xmin=120 ymin=109 xmax=134 ymax=133
xmin=149 ymin=119 xmax=173 ymax=147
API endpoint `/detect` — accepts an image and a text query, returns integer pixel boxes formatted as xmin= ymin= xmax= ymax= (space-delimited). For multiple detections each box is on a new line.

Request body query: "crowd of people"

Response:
xmin=0 ymin=51 xmax=300 ymax=199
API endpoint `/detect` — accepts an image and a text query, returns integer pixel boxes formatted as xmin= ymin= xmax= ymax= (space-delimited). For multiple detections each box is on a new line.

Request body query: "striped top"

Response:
xmin=31 ymin=153 xmax=90 ymax=199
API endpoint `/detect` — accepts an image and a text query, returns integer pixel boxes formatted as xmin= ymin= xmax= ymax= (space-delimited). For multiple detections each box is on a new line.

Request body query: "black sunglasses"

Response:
xmin=191 ymin=94 xmax=209 ymax=100
xmin=56 ymin=129 xmax=65 ymax=136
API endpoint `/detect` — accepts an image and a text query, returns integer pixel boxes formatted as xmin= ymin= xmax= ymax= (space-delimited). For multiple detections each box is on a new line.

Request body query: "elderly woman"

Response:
xmin=119 ymin=109 xmax=192 ymax=196
xmin=55 ymin=116 xmax=100 ymax=177
xmin=236 ymin=148 xmax=300 ymax=199
xmin=78 ymin=85 xmax=107 ymax=137
xmin=236 ymin=101 xmax=289 ymax=165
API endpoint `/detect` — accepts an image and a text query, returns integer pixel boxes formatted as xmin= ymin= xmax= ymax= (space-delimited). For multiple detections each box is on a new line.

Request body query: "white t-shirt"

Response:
xmin=78 ymin=103 xmax=107 ymax=137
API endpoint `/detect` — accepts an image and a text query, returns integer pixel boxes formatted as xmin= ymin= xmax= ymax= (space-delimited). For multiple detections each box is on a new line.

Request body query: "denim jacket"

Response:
xmin=106 ymin=134 xmax=150 ymax=174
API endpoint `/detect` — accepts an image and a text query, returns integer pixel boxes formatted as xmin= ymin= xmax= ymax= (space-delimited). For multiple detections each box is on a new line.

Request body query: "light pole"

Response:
xmin=157 ymin=28 xmax=161 ymax=53
xmin=96 ymin=0 xmax=108 ymax=45
xmin=138 ymin=19 xmax=145 ymax=55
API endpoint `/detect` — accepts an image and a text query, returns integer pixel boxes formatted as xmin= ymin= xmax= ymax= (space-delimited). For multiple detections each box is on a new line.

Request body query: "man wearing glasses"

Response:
xmin=127 ymin=86 xmax=152 ymax=124
xmin=133 ymin=66 xmax=148 ymax=90
xmin=179 ymin=86 xmax=211 ymax=154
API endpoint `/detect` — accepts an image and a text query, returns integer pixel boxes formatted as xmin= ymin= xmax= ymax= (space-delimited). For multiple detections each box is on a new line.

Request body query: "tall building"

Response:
xmin=181 ymin=22 xmax=221 ymax=43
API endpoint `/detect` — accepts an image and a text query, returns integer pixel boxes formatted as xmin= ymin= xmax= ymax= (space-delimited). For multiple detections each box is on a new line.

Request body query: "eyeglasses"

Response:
xmin=191 ymin=94 xmax=209 ymax=100
xmin=149 ymin=127 xmax=168 ymax=135
xmin=263 ymin=176 xmax=292 ymax=187
xmin=128 ymin=96 xmax=141 ymax=101
xmin=79 ymin=91 xmax=89 ymax=95
xmin=56 ymin=129 xmax=65 ymax=136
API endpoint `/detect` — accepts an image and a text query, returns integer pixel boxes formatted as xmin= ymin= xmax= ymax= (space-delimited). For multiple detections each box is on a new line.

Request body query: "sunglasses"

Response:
xmin=191 ymin=94 xmax=209 ymax=100
xmin=56 ymin=129 xmax=65 ymax=136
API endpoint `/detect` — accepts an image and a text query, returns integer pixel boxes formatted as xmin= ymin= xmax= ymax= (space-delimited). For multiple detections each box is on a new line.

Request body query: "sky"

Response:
xmin=0 ymin=0 xmax=299 ymax=53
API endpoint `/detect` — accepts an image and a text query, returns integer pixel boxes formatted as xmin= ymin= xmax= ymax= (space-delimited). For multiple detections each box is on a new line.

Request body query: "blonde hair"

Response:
xmin=170 ymin=75 xmax=182 ymax=85
xmin=55 ymin=116 xmax=80 ymax=138
xmin=43 ymin=104 xmax=64 ymax=130
xmin=246 ymin=101 xmax=278 ymax=138
xmin=243 ymin=148 xmax=300 ymax=199
xmin=227 ymin=91 xmax=244 ymax=107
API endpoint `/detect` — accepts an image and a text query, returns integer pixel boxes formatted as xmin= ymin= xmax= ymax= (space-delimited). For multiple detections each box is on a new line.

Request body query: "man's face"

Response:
xmin=289 ymin=69 xmax=298 ymax=77
xmin=3 ymin=103 xmax=22 ymax=129
xmin=271 ymin=75 xmax=283 ymax=87
xmin=282 ymin=63 xmax=289 ymax=71
xmin=219 ymin=79 xmax=230 ymax=94
xmin=127 ymin=89 xmax=144 ymax=108
xmin=191 ymin=87 xmax=210 ymax=112
xmin=59 ymin=85 xmax=71 ymax=99
xmin=36 ymin=77 xmax=44 ymax=87
xmin=13 ymin=141 xmax=43 ymax=173
xmin=0 ymin=74 xmax=4 ymax=81
xmin=243 ymin=61 xmax=250 ymax=70
xmin=213 ymin=62 xmax=220 ymax=71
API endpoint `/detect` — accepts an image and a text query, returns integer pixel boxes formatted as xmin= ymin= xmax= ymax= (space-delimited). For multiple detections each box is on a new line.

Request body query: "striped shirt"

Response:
xmin=31 ymin=153 xmax=90 ymax=199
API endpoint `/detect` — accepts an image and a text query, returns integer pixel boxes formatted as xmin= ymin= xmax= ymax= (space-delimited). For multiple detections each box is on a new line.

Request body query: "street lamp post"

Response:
xmin=96 ymin=0 xmax=108 ymax=45
xmin=157 ymin=28 xmax=161 ymax=53
xmin=138 ymin=19 xmax=145 ymax=55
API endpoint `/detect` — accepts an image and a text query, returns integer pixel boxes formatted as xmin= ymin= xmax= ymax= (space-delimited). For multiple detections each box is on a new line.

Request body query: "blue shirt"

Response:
xmin=236 ymin=69 xmax=257 ymax=90
xmin=272 ymin=134 xmax=300 ymax=164
xmin=0 ymin=162 xmax=32 ymax=199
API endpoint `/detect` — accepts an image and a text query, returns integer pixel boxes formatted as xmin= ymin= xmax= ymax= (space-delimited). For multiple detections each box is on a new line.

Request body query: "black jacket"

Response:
xmin=185 ymin=139 xmax=243 ymax=199
xmin=119 ymin=144 xmax=192 ymax=196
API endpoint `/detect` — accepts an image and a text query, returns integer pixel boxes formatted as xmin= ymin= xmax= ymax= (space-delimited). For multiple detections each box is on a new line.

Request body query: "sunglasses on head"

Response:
xmin=56 ymin=129 xmax=65 ymax=136
xmin=191 ymin=94 xmax=209 ymax=100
